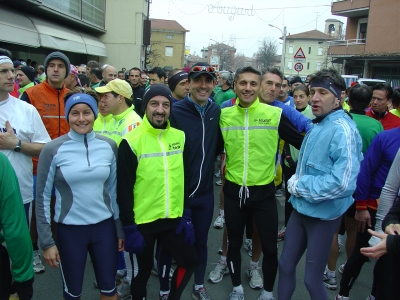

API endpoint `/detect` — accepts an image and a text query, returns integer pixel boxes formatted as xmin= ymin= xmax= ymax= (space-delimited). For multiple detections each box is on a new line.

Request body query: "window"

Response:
xmin=166 ymin=34 xmax=174 ymax=40
xmin=318 ymin=47 xmax=323 ymax=55
xmin=316 ymin=62 xmax=321 ymax=71
xmin=357 ymin=18 xmax=368 ymax=42
xmin=287 ymin=61 xmax=293 ymax=70
xmin=308 ymin=47 xmax=311 ymax=54
xmin=307 ymin=62 xmax=310 ymax=70
xmin=288 ymin=45 xmax=293 ymax=54
xmin=165 ymin=46 xmax=173 ymax=57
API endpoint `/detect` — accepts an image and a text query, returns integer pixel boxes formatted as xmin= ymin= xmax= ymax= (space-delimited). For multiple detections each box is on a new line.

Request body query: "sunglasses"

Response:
xmin=191 ymin=66 xmax=215 ymax=73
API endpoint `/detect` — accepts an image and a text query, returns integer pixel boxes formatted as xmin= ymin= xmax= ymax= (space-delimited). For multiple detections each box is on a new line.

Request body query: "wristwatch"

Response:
xmin=14 ymin=139 xmax=21 ymax=152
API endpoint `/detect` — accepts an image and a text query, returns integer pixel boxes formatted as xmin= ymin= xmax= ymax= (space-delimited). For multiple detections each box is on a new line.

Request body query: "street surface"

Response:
xmin=32 ymin=170 xmax=375 ymax=300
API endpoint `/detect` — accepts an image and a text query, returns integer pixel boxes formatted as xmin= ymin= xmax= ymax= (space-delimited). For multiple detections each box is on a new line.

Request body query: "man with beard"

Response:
xmin=117 ymin=84 xmax=198 ymax=300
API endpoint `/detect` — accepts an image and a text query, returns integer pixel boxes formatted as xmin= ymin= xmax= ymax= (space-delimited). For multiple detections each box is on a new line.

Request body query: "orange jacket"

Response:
xmin=24 ymin=81 xmax=70 ymax=174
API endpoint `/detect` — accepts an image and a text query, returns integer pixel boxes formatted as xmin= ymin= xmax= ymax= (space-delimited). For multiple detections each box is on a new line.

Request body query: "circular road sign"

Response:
xmin=294 ymin=62 xmax=303 ymax=72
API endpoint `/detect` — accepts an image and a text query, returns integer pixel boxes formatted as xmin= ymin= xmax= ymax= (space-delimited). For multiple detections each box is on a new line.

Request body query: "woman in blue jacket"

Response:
xmin=36 ymin=89 xmax=124 ymax=300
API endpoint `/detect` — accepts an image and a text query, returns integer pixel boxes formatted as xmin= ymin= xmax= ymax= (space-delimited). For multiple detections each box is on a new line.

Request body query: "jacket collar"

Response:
xmin=68 ymin=129 xmax=96 ymax=142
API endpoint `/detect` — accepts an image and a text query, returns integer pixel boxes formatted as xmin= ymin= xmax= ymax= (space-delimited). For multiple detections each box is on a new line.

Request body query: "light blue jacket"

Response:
xmin=289 ymin=110 xmax=363 ymax=220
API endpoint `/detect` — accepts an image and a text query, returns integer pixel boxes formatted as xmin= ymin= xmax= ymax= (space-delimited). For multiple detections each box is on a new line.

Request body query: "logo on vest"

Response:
xmin=168 ymin=142 xmax=181 ymax=151
xmin=43 ymin=103 xmax=56 ymax=112
xmin=253 ymin=118 xmax=271 ymax=125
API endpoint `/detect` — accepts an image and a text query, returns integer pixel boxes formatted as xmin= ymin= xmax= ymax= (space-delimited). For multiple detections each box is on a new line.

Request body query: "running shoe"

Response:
xmin=213 ymin=215 xmax=225 ymax=229
xmin=158 ymin=294 xmax=169 ymax=300
xmin=258 ymin=291 xmax=275 ymax=300
xmin=216 ymin=180 xmax=222 ymax=186
xmin=244 ymin=239 xmax=252 ymax=257
xmin=208 ymin=260 xmax=229 ymax=283
xmin=323 ymin=270 xmax=337 ymax=290
xmin=215 ymin=170 xmax=221 ymax=178
xmin=33 ymin=250 xmax=45 ymax=273
xmin=116 ymin=269 xmax=127 ymax=283
xmin=277 ymin=226 xmax=286 ymax=242
xmin=229 ymin=290 xmax=244 ymax=300
xmin=335 ymin=295 xmax=350 ymax=300
xmin=247 ymin=268 xmax=263 ymax=289
xmin=275 ymin=189 xmax=284 ymax=197
xmin=117 ymin=281 xmax=131 ymax=299
xmin=338 ymin=262 xmax=346 ymax=274
xmin=192 ymin=285 xmax=212 ymax=300
xmin=218 ymin=247 xmax=223 ymax=255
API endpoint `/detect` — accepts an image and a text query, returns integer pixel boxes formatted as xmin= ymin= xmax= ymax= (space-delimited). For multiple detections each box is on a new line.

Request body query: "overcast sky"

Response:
xmin=149 ymin=0 xmax=347 ymax=57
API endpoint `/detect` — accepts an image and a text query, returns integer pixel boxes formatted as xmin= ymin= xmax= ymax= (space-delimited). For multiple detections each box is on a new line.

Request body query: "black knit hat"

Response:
xmin=44 ymin=51 xmax=70 ymax=78
xmin=19 ymin=66 xmax=35 ymax=82
xmin=143 ymin=84 xmax=173 ymax=111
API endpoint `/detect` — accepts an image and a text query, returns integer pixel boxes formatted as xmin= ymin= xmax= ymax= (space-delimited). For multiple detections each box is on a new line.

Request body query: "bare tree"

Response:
xmin=146 ymin=40 xmax=165 ymax=69
xmin=233 ymin=53 xmax=247 ymax=70
xmin=321 ymin=48 xmax=342 ymax=74
xmin=254 ymin=38 xmax=279 ymax=69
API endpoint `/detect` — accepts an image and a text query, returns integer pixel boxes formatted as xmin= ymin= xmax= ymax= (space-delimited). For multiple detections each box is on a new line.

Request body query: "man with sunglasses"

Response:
xmin=164 ymin=62 xmax=223 ymax=300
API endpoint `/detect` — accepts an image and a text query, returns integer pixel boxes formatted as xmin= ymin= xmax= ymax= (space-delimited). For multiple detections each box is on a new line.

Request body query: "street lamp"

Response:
xmin=269 ymin=24 xmax=287 ymax=74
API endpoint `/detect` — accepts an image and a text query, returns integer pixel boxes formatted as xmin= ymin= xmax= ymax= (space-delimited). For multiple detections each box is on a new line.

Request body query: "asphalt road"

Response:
xmin=31 ymin=174 xmax=375 ymax=300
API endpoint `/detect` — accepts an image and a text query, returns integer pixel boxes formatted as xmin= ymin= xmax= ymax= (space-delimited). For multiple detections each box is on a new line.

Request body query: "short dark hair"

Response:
xmin=309 ymin=68 xmax=346 ymax=92
xmin=87 ymin=60 xmax=100 ymax=69
xmin=149 ymin=67 xmax=166 ymax=80
xmin=261 ymin=67 xmax=283 ymax=81
xmin=111 ymin=91 xmax=132 ymax=107
xmin=234 ymin=66 xmax=261 ymax=83
xmin=130 ymin=67 xmax=141 ymax=74
xmin=348 ymin=84 xmax=372 ymax=111
xmin=0 ymin=48 xmax=12 ymax=58
xmin=118 ymin=71 xmax=125 ymax=76
xmin=293 ymin=84 xmax=310 ymax=96
xmin=90 ymin=67 xmax=103 ymax=80
xmin=77 ymin=74 xmax=90 ymax=88
xmin=371 ymin=83 xmax=393 ymax=100
xmin=392 ymin=88 xmax=400 ymax=109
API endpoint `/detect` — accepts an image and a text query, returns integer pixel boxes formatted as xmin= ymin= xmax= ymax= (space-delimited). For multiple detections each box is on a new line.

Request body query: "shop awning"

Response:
xmin=0 ymin=6 xmax=107 ymax=57
xmin=0 ymin=6 xmax=40 ymax=47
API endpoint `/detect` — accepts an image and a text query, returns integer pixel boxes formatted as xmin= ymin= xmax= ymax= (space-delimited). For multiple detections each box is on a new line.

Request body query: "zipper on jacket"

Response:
xmin=158 ymin=131 xmax=169 ymax=218
xmin=189 ymin=111 xmax=206 ymax=198
xmin=239 ymin=108 xmax=250 ymax=207
xmin=84 ymin=134 xmax=90 ymax=166
xmin=58 ymin=90 xmax=61 ymax=137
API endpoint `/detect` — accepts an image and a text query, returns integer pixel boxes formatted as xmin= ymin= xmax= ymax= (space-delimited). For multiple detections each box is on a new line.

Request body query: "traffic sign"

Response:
xmin=294 ymin=62 xmax=303 ymax=72
xmin=210 ymin=55 xmax=220 ymax=65
xmin=294 ymin=47 xmax=306 ymax=59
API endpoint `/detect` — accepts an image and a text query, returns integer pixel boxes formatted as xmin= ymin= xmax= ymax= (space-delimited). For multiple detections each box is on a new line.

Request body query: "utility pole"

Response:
xmin=314 ymin=12 xmax=320 ymax=30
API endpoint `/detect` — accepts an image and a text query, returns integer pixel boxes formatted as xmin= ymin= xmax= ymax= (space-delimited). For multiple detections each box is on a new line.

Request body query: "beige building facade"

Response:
xmin=0 ymin=0 xmax=149 ymax=70
xmin=148 ymin=19 xmax=188 ymax=69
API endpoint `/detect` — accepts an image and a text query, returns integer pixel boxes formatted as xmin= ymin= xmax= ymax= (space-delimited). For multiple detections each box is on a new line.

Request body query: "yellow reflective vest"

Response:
xmin=220 ymin=98 xmax=282 ymax=187
xmin=93 ymin=113 xmax=113 ymax=135
xmin=123 ymin=115 xmax=185 ymax=225
xmin=103 ymin=106 xmax=142 ymax=145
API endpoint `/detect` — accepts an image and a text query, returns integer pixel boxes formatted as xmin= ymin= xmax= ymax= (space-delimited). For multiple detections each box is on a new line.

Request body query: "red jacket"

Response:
xmin=366 ymin=109 xmax=400 ymax=130
xmin=24 ymin=81 xmax=69 ymax=174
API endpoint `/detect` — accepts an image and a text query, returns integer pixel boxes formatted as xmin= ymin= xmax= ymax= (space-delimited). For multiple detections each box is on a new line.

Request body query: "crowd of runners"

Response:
xmin=1 ymin=46 xmax=400 ymax=300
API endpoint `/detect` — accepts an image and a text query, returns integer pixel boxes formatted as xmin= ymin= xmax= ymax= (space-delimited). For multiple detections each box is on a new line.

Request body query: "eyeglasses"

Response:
xmin=191 ymin=66 xmax=215 ymax=73
xmin=0 ymin=68 xmax=16 ymax=77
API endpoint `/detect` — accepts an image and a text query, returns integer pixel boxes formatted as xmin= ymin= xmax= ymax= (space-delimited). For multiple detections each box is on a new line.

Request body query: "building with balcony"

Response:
xmin=329 ymin=0 xmax=400 ymax=86
xmin=148 ymin=19 xmax=189 ymax=70
xmin=0 ymin=0 xmax=150 ymax=70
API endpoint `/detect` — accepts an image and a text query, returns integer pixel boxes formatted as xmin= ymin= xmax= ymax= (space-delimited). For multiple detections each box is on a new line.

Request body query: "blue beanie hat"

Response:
xmin=64 ymin=93 xmax=98 ymax=122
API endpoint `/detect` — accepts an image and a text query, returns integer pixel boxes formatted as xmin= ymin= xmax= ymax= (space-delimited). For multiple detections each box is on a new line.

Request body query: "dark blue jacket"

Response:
xmin=170 ymin=96 xmax=223 ymax=198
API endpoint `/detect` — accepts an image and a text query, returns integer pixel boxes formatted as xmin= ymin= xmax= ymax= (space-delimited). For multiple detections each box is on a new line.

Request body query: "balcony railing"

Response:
xmin=328 ymin=39 xmax=366 ymax=56
xmin=328 ymin=39 xmax=366 ymax=47
xmin=331 ymin=0 xmax=370 ymax=17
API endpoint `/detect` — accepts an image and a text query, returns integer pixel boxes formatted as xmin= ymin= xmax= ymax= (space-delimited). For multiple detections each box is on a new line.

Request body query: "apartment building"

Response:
xmin=328 ymin=0 xmax=400 ymax=86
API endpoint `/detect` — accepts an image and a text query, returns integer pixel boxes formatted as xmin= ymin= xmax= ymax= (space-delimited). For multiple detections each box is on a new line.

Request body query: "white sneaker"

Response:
xmin=208 ymin=260 xmax=229 ymax=283
xmin=338 ymin=262 xmax=346 ymax=274
xmin=213 ymin=215 xmax=225 ymax=229
xmin=33 ymin=250 xmax=45 ymax=273
xmin=244 ymin=239 xmax=252 ymax=257
xmin=229 ymin=290 xmax=244 ymax=300
xmin=247 ymin=268 xmax=263 ymax=289
xmin=258 ymin=291 xmax=275 ymax=300
xmin=335 ymin=295 xmax=349 ymax=300
xmin=117 ymin=281 xmax=131 ymax=299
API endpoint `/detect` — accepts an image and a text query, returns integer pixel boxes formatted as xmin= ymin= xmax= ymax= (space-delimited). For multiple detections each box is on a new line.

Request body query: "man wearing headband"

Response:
xmin=278 ymin=68 xmax=363 ymax=300
xmin=168 ymin=69 xmax=189 ymax=102
xmin=168 ymin=62 xmax=224 ymax=299
xmin=0 ymin=55 xmax=51 ymax=280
